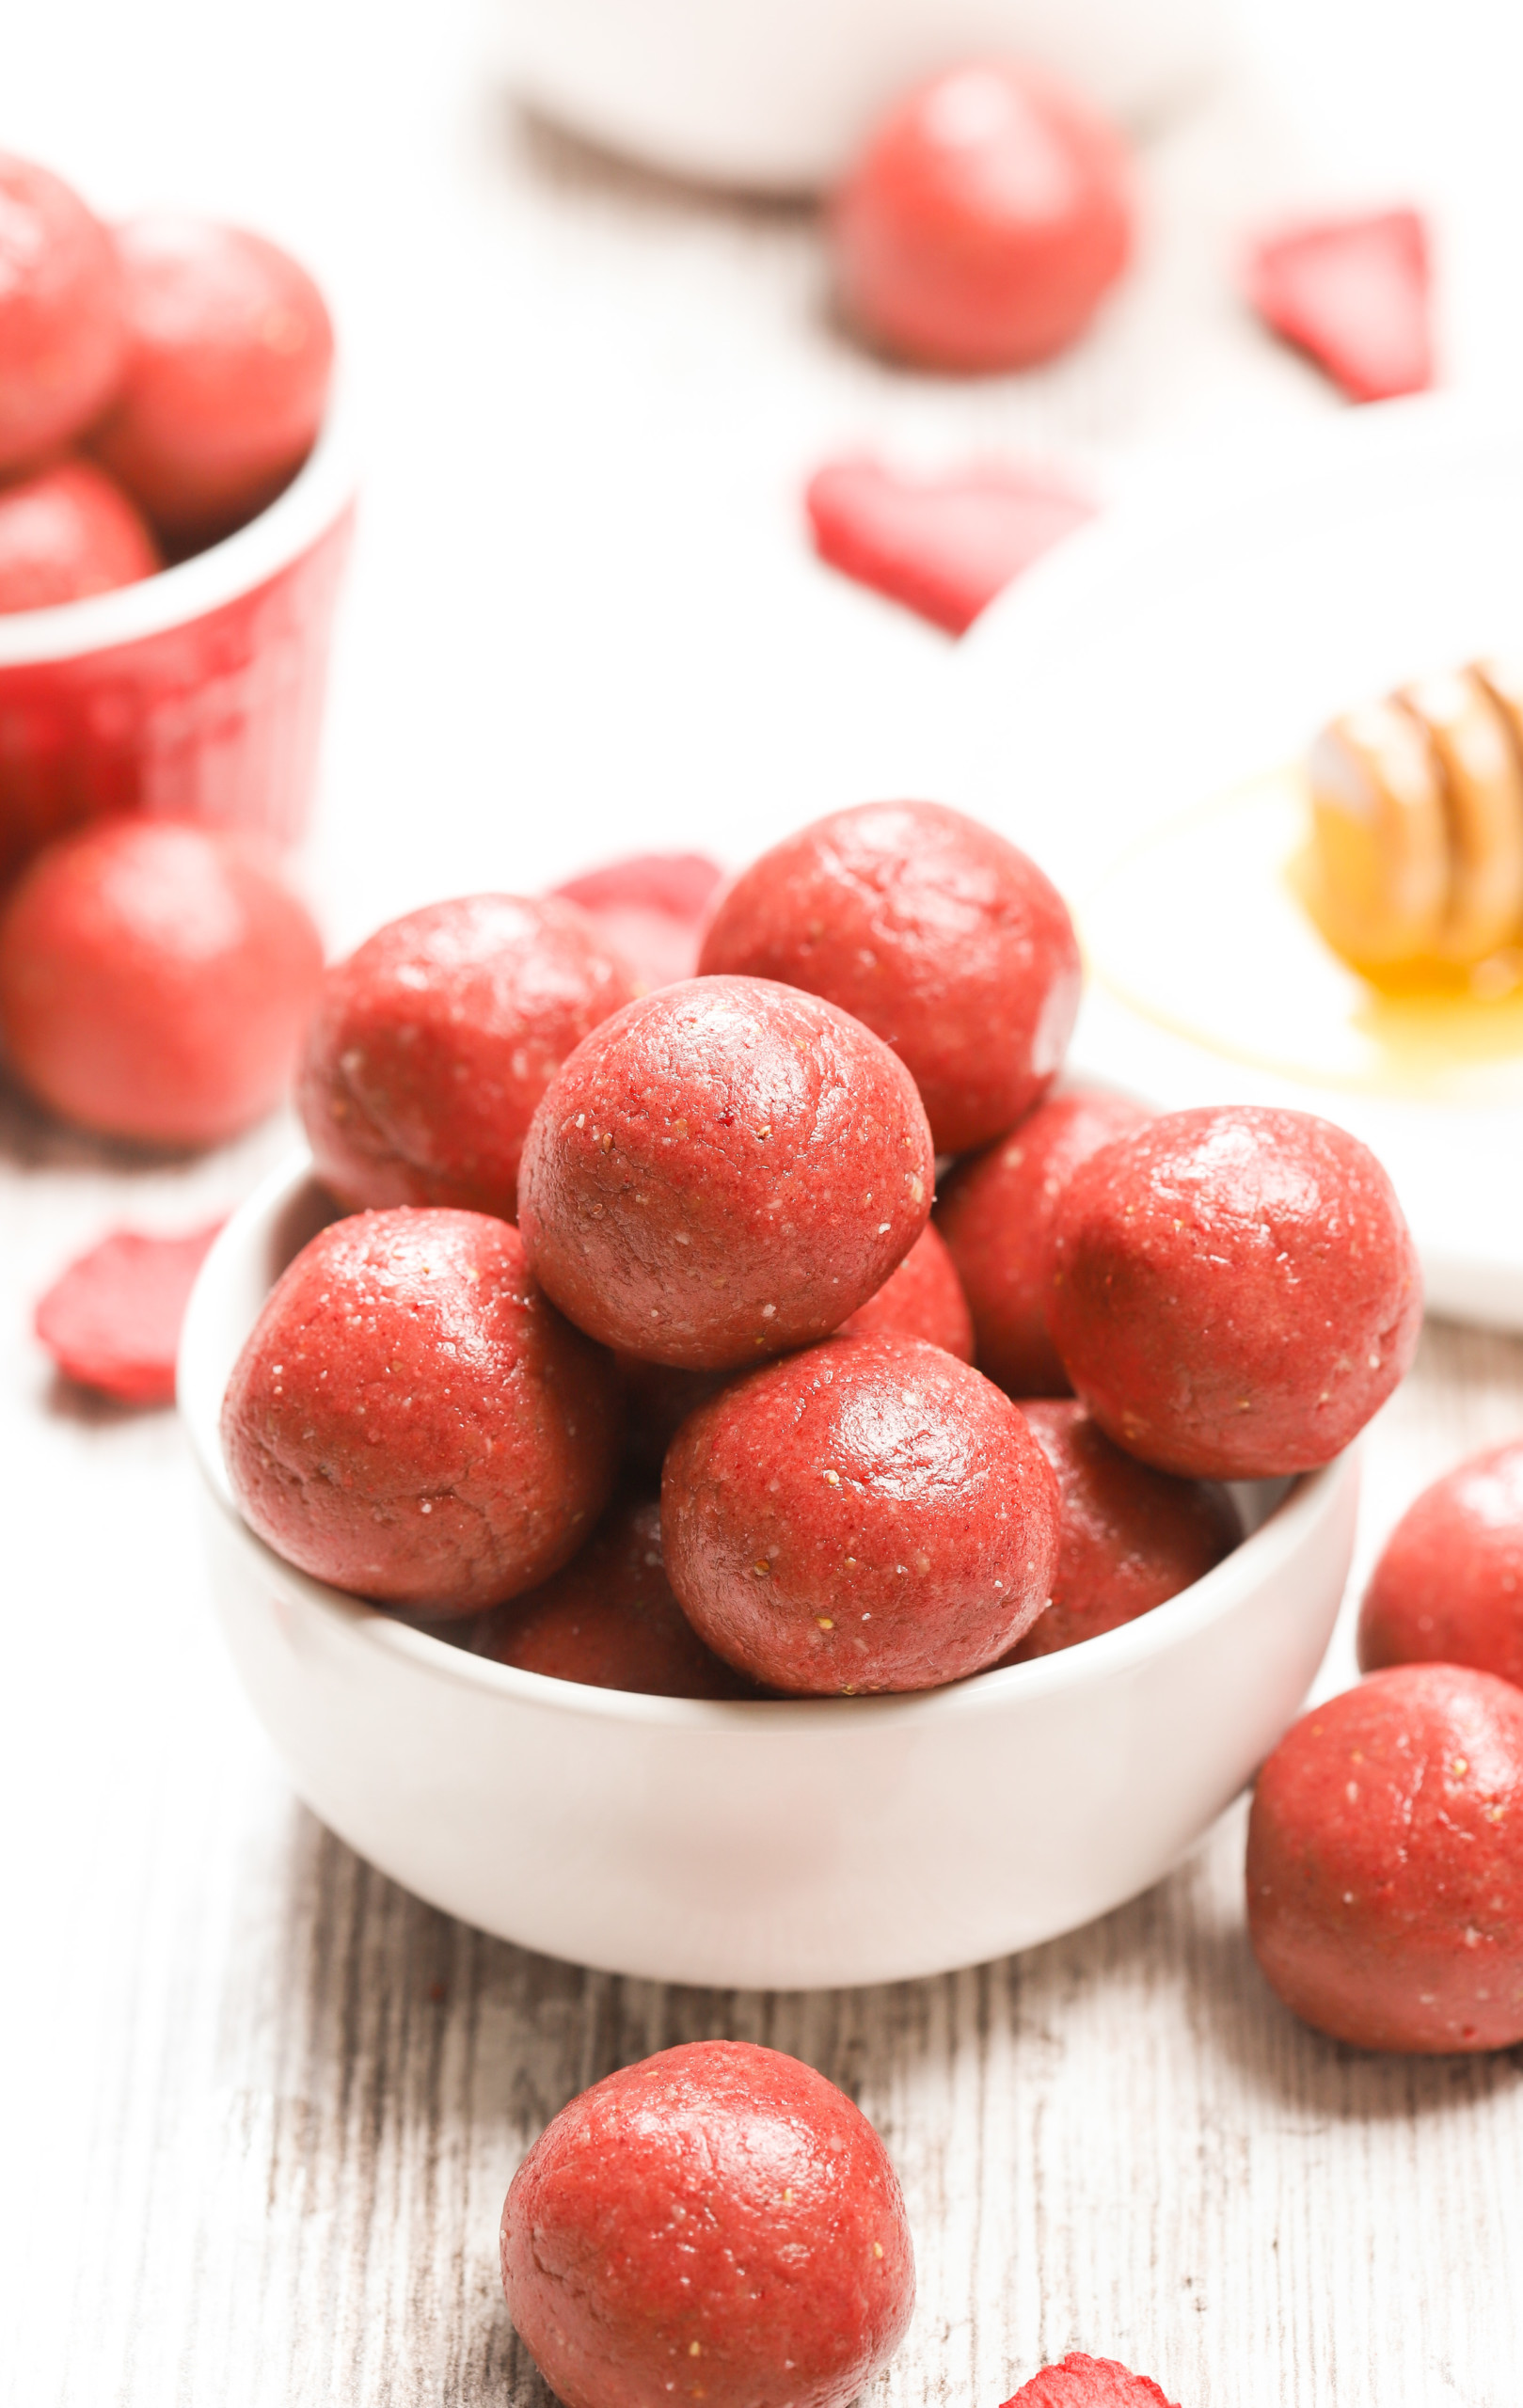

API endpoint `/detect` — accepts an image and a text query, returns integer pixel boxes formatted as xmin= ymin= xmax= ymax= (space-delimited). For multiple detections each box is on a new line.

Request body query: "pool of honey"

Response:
xmin=1083 ymin=770 xmax=1523 ymax=1103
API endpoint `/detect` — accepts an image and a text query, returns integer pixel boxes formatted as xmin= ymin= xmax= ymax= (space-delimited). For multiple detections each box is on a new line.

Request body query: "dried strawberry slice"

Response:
xmin=34 ymin=1220 xmax=226 ymax=1406
xmin=1245 ymin=209 xmax=1433 ymax=402
xmin=805 ymin=456 xmax=1094 ymax=636
xmin=1002 ymin=2354 xmax=1182 ymax=2407
xmin=549 ymin=854 xmax=724 ymax=991
xmin=552 ymin=854 xmax=722 ymax=922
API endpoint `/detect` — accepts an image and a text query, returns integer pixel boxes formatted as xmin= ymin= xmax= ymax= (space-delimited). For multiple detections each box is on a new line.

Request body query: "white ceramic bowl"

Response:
xmin=180 ymin=1153 xmax=1358 ymax=1989
xmin=496 ymin=0 xmax=1229 ymax=193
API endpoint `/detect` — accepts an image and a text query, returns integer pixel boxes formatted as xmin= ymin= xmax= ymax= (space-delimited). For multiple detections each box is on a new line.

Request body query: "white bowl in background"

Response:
xmin=495 ymin=0 xmax=1229 ymax=194
xmin=180 ymin=1151 xmax=1357 ymax=1989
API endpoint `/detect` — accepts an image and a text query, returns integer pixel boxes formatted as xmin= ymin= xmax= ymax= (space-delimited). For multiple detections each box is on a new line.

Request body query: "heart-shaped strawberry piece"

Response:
xmin=1002 ymin=2353 xmax=1182 ymax=2407
xmin=805 ymin=456 xmax=1095 ymax=635
xmin=1245 ymin=209 xmax=1433 ymax=402
xmin=35 ymin=1220 xmax=227 ymax=1406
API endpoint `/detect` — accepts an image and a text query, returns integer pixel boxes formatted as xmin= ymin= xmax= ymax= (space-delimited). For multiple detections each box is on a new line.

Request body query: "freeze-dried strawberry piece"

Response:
xmin=1003 ymin=2353 xmax=1182 ymax=2407
xmin=34 ymin=1221 xmax=225 ymax=1406
xmin=806 ymin=456 xmax=1094 ymax=636
xmin=552 ymin=853 xmax=722 ymax=922
xmin=549 ymin=854 xmax=725 ymax=990
xmin=1245 ymin=209 xmax=1433 ymax=402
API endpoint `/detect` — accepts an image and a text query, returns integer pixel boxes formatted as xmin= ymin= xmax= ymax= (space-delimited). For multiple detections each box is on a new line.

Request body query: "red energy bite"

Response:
xmin=90 ymin=215 xmax=333 ymax=549
xmin=1245 ymin=210 xmax=1432 ymax=404
xmin=0 ymin=818 xmax=324 ymax=1146
xmin=500 ymin=2040 xmax=915 ymax=2408
xmin=0 ymin=459 xmax=160 ymax=613
xmin=698 ymin=802 xmax=1080 ymax=1153
xmin=832 ymin=61 xmax=1134 ymax=372
xmin=549 ymin=852 xmax=723 ymax=991
xmin=836 ymin=1219 xmax=974 ymax=1359
xmin=1004 ymin=1401 xmax=1240 ymax=1662
xmin=34 ymin=1219 xmax=224 ymax=1406
xmin=1245 ymin=1664 xmax=1523 ymax=2052
xmin=937 ymin=1086 xmax=1150 ymax=1396
xmin=470 ymin=1489 xmax=760 ymax=1699
xmin=1003 ymin=2355 xmax=1181 ymax=2407
xmin=517 ymin=975 xmax=935 ymax=1370
xmin=1046 ymin=1105 xmax=1422 ymax=1479
xmin=1357 ymin=1437 xmax=1523 ymax=1691
xmin=662 ymin=1333 xmax=1059 ymax=1694
xmin=221 ymin=1209 xmax=620 ymax=1617
xmin=297 ymin=895 xmax=639 ymax=1220
xmin=805 ymin=457 xmax=1094 ymax=637
xmin=0 ymin=154 xmax=126 ymax=474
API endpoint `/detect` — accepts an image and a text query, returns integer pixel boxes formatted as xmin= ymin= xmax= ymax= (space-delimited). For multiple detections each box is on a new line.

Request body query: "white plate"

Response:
xmin=944 ymin=396 xmax=1523 ymax=1332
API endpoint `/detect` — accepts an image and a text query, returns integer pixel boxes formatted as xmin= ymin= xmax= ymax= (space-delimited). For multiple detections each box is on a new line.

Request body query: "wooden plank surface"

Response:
xmin=5 ymin=4 xmax=1523 ymax=2402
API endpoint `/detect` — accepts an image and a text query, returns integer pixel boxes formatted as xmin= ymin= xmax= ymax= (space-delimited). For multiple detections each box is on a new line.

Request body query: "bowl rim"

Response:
xmin=0 ymin=384 xmax=357 ymax=670
xmin=181 ymin=1148 xmax=1356 ymax=1736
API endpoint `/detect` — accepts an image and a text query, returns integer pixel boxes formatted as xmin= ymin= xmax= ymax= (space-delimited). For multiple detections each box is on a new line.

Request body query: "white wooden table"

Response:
xmin=4 ymin=4 xmax=1522 ymax=2401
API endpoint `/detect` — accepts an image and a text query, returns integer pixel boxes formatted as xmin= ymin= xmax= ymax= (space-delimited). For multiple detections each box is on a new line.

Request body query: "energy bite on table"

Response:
xmin=1357 ymin=1437 xmax=1523 ymax=1690
xmin=221 ymin=1209 xmax=620 ymax=1617
xmin=937 ymin=1086 xmax=1150 ymax=1396
xmin=0 ymin=818 xmax=324 ymax=1146
xmin=835 ymin=1219 xmax=974 ymax=1359
xmin=662 ymin=1332 xmax=1058 ymax=1693
xmin=1046 ymin=1105 xmax=1422 ymax=1479
xmin=1004 ymin=1401 xmax=1240 ymax=1662
xmin=697 ymin=801 xmax=1080 ymax=1153
xmin=831 ymin=62 xmax=1134 ymax=374
xmin=470 ymin=1488 xmax=760 ymax=1698
xmin=500 ymin=2040 xmax=914 ymax=2408
xmin=297 ymin=894 xmax=638 ymax=1220
xmin=517 ymin=975 xmax=935 ymax=1370
xmin=1245 ymin=1664 xmax=1523 ymax=2052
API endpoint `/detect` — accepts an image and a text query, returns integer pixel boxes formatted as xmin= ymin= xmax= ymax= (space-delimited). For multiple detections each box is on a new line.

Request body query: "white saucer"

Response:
xmin=944 ymin=396 xmax=1523 ymax=1333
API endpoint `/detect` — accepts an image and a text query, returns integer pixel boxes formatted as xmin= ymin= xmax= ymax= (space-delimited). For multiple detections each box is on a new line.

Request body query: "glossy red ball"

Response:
xmin=0 ymin=817 xmax=324 ymax=1145
xmin=500 ymin=2041 xmax=914 ymax=2408
xmin=833 ymin=62 xmax=1134 ymax=372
